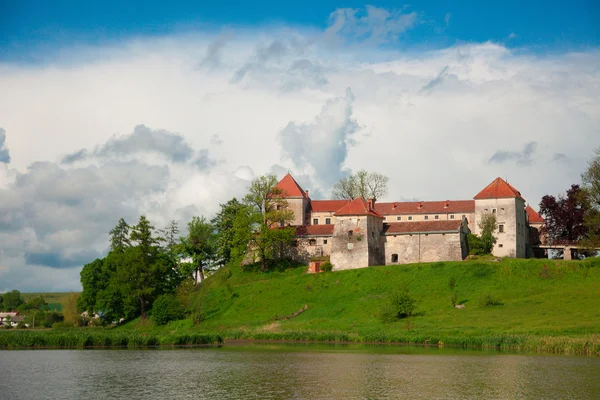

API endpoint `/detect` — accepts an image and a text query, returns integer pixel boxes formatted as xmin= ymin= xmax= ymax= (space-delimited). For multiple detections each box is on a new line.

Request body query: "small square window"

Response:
xmin=408 ymin=216 xmax=413 ymax=221
xmin=434 ymin=215 xmax=439 ymax=220
xmin=424 ymin=216 xmax=429 ymax=220
xmin=309 ymin=239 xmax=316 ymax=246
xmin=492 ymin=208 xmax=497 ymax=213
xmin=484 ymin=208 xmax=489 ymax=212
xmin=396 ymin=216 xmax=401 ymax=221
xmin=450 ymin=215 xmax=455 ymax=220
xmin=325 ymin=218 xmax=331 ymax=224
xmin=313 ymin=218 xmax=318 ymax=225
xmin=499 ymin=243 xmax=503 ymax=248
xmin=501 ymin=208 xmax=505 ymax=211
xmin=323 ymin=239 xmax=328 ymax=244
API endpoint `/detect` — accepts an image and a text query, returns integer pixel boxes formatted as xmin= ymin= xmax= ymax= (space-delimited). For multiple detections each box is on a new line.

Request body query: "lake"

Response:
xmin=1 ymin=344 xmax=599 ymax=399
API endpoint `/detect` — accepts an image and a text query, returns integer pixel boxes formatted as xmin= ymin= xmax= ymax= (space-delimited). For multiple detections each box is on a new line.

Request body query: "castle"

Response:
xmin=276 ymin=173 xmax=545 ymax=271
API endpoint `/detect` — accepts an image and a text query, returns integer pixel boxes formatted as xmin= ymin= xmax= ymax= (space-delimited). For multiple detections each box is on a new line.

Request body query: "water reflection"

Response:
xmin=0 ymin=345 xmax=598 ymax=399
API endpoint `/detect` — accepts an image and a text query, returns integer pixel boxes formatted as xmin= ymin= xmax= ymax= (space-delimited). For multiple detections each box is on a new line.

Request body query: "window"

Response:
xmin=391 ymin=254 xmax=399 ymax=263
xmin=309 ymin=239 xmax=316 ymax=246
xmin=492 ymin=208 xmax=497 ymax=213
xmin=498 ymin=244 xmax=503 ymax=248
xmin=396 ymin=216 xmax=401 ymax=221
xmin=276 ymin=205 xmax=281 ymax=210
xmin=325 ymin=218 xmax=331 ymax=225
xmin=450 ymin=215 xmax=455 ymax=220
xmin=434 ymin=215 xmax=439 ymax=220
xmin=323 ymin=239 xmax=328 ymax=245
xmin=501 ymin=208 xmax=505 ymax=211
xmin=313 ymin=218 xmax=318 ymax=225
xmin=484 ymin=208 xmax=488 ymax=212
xmin=499 ymin=224 xmax=504 ymax=233
xmin=424 ymin=216 xmax=429 ymax=220
xmin=371 ymin=231 xmax=375 ymax=238
xmin=408 ymin=216 xmax=413 ymax=221
xmin=348 ymin=230 xmax=353 ymax=238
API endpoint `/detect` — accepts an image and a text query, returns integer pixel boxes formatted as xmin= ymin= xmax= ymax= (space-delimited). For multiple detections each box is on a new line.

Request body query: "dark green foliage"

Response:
xmin=479 ymin=293 xmax=504 ymax=307
xmin=180 ymin=216 xmax=217 ymax=283
xmin=379 ymin=289 xmax=417 ymax=322
xmin=242 ymin=258 xmax=305 ymax=273
xmin=467 ymin=234 xmax=487 ymax=255
xmin=448 ymin=277 xmax=458 ymax=307
xmin=2 ymin=290 xmax=24 ymax=311
xmin=212 ymin=198 xmax=245 ymax=266
xmin=152 ymin=294 xmax=185 ymax=325
xmin=320 ymin=261 xmax=333 ymax=272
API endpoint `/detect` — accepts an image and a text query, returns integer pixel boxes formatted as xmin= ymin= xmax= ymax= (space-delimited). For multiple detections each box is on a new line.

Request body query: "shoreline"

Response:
xmin=1 ymin=330 xmax=598 ymax=356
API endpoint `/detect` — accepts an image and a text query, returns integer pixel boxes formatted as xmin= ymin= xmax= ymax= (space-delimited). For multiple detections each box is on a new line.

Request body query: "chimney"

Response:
xmin=418 ymin=201 xmax=423 ymax=209
xmin=393 ymin=202 xmax=397 ymax=209
xmin=444 ymin=200 xmax=449 ymax=208
xmin=368 ymin=198 xmax=375 ymax=211
xmin=305 ymin=189 xmax=309 ymax=197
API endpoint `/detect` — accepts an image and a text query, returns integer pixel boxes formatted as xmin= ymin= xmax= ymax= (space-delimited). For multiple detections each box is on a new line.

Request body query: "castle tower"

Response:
xmin=473 ymin=177 xmax=528 ymax=258
xmin=275 ymin=173 xmax=310 ymax=226
xmin=330 ymin=198 xmax=385 ymax=270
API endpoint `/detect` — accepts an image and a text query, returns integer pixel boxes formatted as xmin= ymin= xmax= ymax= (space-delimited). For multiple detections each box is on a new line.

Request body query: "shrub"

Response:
xmin=152 ymin=294 xmax=185 ymax=325
xmin=379 ymin=289 xmax=417 ymax=323
xmin=320 ymin=261 xmax=333 ymax=272
xmin=479 ymin=293 xmax=504 ymax=307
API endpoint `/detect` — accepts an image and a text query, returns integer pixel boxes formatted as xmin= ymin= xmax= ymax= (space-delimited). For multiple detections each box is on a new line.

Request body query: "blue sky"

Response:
xmin=2 ymin=0 xmax=599 ymax=60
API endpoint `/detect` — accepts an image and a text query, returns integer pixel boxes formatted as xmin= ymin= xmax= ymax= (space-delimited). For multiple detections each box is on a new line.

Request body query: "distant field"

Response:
xmin=21 ymin=292 xmax=80 ymax=312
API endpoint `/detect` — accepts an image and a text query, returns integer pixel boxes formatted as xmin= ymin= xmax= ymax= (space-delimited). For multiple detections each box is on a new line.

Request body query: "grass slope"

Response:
xmin=184 ymin=257 xmax=600 ymax=354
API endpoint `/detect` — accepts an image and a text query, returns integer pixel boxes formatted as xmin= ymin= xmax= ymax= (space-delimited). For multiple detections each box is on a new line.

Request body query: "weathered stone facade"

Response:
xmin=275 ymin=174 xmax=544 ymax=271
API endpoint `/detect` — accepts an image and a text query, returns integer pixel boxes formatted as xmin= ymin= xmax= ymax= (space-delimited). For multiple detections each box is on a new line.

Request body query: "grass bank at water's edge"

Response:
xmin=2 ymin=257 xmax=600 ymax=355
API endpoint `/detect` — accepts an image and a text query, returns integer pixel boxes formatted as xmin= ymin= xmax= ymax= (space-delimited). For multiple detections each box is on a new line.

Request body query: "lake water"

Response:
xmin=1 ymin=344 xmax=599 ymax=399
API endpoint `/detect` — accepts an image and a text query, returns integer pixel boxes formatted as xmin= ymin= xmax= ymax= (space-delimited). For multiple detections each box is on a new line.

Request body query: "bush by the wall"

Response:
xmin=152 ymin=294 xmax=185 ymax=325
xmin=320 ymin=262 xmax=333 ymax=272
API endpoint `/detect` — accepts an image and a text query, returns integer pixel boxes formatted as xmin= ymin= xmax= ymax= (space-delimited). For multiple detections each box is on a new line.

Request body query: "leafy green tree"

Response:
xmin=160 ymin=220 xmax=180 ymax=249
xmin=151 ymin=294 xmax=184 ymax=325
xmin=332 ymin=170 xmax=389 ymax=200
xmin=212 ymin=198 xmax=245 ymax=265
xmin=78 ymin=258 xmax=107 ymax=314
xmin=2 ymin=290 xmax=24 ymax=311
xmin=181 ymin=216 xmax=216 ymax=284
xmin=17 ymin=296 xmax=49 ymax=313
xmin=119 ymin=215 xmax=167 ymax=320
xmin=235 ymin=175 xmax=296 ymax=271
xmin=479 ymin=213 xmax=498 ymax=254
xmin=109 ymin=218 xmax=131 ymax=252
xmin=581 ymin=148 xmax=600 ymax=249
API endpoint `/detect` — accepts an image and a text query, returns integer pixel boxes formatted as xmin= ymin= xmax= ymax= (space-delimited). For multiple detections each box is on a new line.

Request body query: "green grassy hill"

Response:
xmin=21 ymin=292 xmax=75 ymax=311
xmin=174 ymin=257 xmax=600 ymax=353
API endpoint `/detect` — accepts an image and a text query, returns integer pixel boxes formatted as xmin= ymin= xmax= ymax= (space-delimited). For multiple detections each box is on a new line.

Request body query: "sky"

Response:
xmin=0 ymin=1 xmax=599 ymax=292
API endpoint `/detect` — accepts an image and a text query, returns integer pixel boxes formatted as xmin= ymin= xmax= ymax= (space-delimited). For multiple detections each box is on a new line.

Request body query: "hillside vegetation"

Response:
xmin=169 ymin=257 xmax=600 ymax=354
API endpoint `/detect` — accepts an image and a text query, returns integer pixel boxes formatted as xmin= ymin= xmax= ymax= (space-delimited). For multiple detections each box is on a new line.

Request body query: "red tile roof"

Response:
xmin=296 ymin=225 xmax=334 ymax=236
xmin=376 ymin=200 xmax=474 ymax=215
xmin=276 ymin=173 xmax=307 ymax=198
xmin=474 ymin=177 xmax=525 ymax=201
xmin=384 ymin=220 xmax=463 ymax=234
xmin=525 ymin=205 xmax=544 ymax=224
xmin=334 ymin=198 xmax=384 ymax=218
xmin=310 ymin=199 xmax=351 ymax=212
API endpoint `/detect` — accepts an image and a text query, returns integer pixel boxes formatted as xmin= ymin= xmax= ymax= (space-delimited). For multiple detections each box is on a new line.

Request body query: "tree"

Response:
xmin=151 ymin=294 xmax=184 ymax=325
xmin=109 ymin=218 xmax=131 ymax=252
xmin=237 ymin=175 xmax=296 ymax=271
xmin=118 ymin=215 xmax=167 ymax=320
xmin=160 ymin=220 xmax=180 ymax=249
xmin=581 ymin=148 xmax=600 ymax=249
xmin=539 ymin=184 xmax=588 ymax=244
xmin=212 ymin=198 xmax=245 ymax=265
xmin=332 ymin=170 xmax=389 ymax=200
xmin=180 ymin=216 xmax=217 ymax=284
xmin=3 ymin=290 xmax=23 ymax=311
xmin=479 ymin=213 xmax=498 ymax=254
